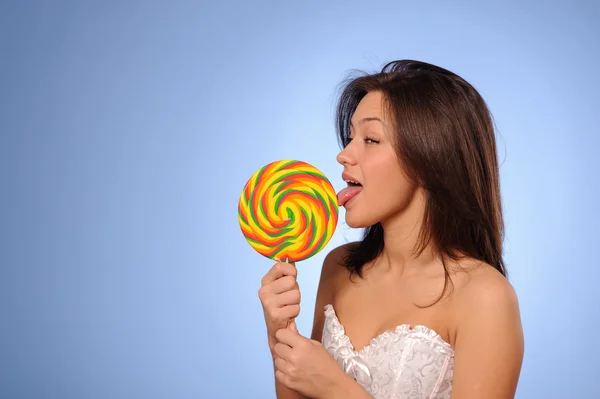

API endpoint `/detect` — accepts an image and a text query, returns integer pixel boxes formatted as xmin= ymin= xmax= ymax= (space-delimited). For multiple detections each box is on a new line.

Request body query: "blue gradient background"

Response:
xmin=1 ymin=1 xmax=598 ymax=398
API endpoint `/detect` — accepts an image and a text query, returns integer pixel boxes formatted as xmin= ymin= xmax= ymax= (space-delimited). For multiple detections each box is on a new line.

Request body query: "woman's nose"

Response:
xmin=336 ymin=145 xmax=355 ymax=165
xmin=336 ymin=150 xmax=346 ymax=165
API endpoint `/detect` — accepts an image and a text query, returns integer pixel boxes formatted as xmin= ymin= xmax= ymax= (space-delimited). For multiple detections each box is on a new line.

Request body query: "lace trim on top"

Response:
xmin=324 ymin=304 xmax=454 ymax=356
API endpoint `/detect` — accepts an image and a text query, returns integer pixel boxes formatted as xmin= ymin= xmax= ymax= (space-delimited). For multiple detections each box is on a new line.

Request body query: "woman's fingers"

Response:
xmin=273 ymin=287 xmax=301 ymax=307
xmin=261 ymin=261 xmax=297 ymax=286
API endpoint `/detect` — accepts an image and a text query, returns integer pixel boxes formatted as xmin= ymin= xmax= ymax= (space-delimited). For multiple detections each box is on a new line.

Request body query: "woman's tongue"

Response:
xmin=337 ymin=185 xmax=363 ymax=207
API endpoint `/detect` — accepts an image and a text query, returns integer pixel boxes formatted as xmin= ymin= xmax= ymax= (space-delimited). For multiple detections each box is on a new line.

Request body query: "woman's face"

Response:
xmin=336 ymin=91 xmax=418 ymax=228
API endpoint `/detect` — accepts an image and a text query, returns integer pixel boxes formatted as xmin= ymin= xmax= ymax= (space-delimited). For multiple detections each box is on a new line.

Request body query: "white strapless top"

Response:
xmin=321 ymin=304 xmax=454 ymax=399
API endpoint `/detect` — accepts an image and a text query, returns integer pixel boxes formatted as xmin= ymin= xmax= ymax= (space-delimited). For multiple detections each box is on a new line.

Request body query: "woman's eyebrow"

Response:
xmin=350 ymin=117 xmax=385 ymax=128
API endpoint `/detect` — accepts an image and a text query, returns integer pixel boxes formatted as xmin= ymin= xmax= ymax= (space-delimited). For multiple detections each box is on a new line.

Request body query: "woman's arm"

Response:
xmin=450 ymin=270 xmax=524 ymax=398
xmin=271 ymin=245 xmax=346 ymax=399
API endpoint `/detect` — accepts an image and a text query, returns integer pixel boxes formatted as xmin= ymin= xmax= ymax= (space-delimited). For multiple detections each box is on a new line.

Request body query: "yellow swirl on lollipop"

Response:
xmin=238 ymin=160 xmax=338 ymax=262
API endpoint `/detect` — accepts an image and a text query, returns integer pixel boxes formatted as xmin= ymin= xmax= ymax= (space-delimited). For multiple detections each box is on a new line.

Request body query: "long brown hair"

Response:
xmin=335 ymin=60 xmax=506 ymax=296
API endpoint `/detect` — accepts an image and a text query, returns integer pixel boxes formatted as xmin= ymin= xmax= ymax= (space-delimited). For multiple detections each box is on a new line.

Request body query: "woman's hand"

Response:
xmin=258 ymin=261 xmax=301 ymax=351
xmin=273 ymin=322 xmax=351 ymax=399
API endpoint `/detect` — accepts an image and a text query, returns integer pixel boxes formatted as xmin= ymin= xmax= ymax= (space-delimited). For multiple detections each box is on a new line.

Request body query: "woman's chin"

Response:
xmin=344 ymin=213 xmax=372 ymax=229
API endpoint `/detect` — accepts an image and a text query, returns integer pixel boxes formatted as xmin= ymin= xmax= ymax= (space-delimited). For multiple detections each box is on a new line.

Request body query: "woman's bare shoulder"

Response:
xmin=450 ymin=259 xmax=519 ymax=307
xmin=446 ymin=258 xmax=522 ymax=344
xmin=321 ymin=241 xmax=357 ymax=279
xmin=309 ymin=242 xmax=357 ymax=341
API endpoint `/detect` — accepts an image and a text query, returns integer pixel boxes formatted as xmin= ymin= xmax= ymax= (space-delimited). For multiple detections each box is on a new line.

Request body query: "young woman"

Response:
xmin=258 ymin=60 xmax=524 ymax=399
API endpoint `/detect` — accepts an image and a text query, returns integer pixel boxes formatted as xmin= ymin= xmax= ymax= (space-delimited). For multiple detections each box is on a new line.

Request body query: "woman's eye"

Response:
xmin=346 ymin=136 xmax=379 ymax=145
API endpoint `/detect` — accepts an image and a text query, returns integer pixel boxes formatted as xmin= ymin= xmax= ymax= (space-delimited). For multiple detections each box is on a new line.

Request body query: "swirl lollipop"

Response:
xmin=238 ymin=160 xmax=338 ymax=263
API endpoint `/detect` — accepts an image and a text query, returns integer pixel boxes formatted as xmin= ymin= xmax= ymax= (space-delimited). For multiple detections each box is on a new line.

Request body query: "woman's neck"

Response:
xmin=377 ymin=189 xmax=440 ymax=276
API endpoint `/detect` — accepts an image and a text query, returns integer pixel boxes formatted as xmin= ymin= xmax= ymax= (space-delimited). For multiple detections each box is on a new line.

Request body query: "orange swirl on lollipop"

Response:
xmin=238 ymin=160 xmax=339 ymax=262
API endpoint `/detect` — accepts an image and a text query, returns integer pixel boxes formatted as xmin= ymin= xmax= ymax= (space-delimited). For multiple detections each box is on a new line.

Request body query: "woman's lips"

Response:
xmin=337 ymin=186 xmax=363 ymax=207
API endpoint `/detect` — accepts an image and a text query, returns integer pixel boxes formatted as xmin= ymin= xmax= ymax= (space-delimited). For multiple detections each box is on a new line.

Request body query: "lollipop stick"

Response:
xmin=285 ymin=257 xmax=297 ymax=329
